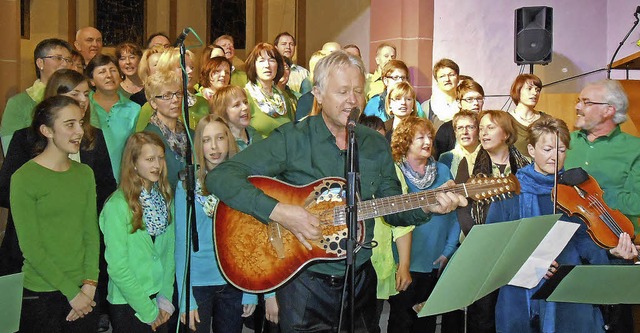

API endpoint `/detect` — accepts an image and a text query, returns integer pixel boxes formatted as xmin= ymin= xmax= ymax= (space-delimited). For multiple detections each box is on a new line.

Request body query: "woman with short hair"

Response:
xmin=486 ymin=116 xmax=608 ymax=333
xmin=508 ymin=73 xmax=544 ymax=155
xmin=210 ymin=85 xmax=262 ymax=150
xmin=87 ymin=54 xmax=141 ymax=181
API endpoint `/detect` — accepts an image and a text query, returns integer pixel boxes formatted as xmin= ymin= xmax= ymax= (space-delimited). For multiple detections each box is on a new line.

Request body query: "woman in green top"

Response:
xmin=244 ymin=42 xmax=293 ymax=138
xmin=99 ymin=132 xmax=175 ymax=333
xmin=10 ymin=95 xmax=99 ymax=332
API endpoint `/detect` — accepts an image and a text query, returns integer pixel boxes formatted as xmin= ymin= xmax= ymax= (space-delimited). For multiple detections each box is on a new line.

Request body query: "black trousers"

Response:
xmin=110 ymin=302 xmax=168 ymax=333
xmin=19 ymin=289 xmax=99 ymax=333
xmin=277 ymin=261 xmax=380 ymax=333
xmin=387 ymin=270 xmax=439 ymax=333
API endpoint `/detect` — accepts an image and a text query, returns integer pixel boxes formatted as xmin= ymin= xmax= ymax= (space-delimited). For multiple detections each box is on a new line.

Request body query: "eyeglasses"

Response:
xmin=385 ymin=75 xmax=407 ymax=81
xmin=575 ymin=98 xmax=609 ymax=107
xmin=42 ymin=55 xmax=73 ymax=64
xmin=155 ymin=92 xmax=183 ymax=100
xmin=455 ymin=125 xmax=477 ymax=132
xmin=461 ymin=97 xmax=484 ymax=103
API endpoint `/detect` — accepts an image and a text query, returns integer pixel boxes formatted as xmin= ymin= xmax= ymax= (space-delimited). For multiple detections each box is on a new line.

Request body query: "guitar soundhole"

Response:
xmin=320 ymin=231 xmax=347 ymax=255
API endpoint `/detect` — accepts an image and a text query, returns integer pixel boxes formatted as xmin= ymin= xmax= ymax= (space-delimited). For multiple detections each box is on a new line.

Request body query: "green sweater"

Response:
xmin=10 ymin=160 xmax=98 ymax=300
xmin=565 ymin=126 xmax=640 ymax=232
xmin=99 ymin=189 xmax=175 ymax=323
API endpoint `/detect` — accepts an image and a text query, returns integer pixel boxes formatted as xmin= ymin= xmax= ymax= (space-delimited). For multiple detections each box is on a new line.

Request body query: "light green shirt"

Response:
xmin=89 ymin=90 xmax=141 ymax=181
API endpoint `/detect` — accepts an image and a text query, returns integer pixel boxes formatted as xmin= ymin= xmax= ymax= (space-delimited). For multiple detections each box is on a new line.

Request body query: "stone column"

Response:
xmin=370 ymin=0 xmax=434 ymax=101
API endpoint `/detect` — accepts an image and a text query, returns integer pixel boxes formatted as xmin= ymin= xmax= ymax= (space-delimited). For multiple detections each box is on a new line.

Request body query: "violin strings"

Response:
xmin=586 ymin=194 xmax=625 ymax=236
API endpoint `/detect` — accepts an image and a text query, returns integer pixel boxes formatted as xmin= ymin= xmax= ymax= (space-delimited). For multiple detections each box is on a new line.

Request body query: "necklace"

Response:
xmin=510 ymin=110 xmax=539 ymax=124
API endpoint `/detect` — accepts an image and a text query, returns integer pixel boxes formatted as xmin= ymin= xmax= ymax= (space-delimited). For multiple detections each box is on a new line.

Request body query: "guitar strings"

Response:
xmin=313 ymin=179 xmax=516 ymax=226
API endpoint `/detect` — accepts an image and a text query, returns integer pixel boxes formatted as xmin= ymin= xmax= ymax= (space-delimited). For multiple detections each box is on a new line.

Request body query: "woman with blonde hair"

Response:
xmin=175 ymin=115 xmax=258 ymax=332
xmin=209 ymin=85 xmax=262 ymax=150
xmin=383 ymin=81 xmax=418 ymax=141
xmin=364 ymin=60 xmax=426 ymax=122
xmin=142 ymin=70 xmax=190 ymax=190
xmin=135 ymin=47 xmax=209 ymax=131
xmin=100 ymin=132 xmax=175 ymax=333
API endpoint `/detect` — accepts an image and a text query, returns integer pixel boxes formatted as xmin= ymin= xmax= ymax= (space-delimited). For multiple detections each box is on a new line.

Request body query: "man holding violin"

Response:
xmin=565 ymin=79 xmax=640 ymax=332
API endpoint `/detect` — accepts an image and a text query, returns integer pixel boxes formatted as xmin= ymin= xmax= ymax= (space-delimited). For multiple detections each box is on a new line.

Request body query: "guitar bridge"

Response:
xmin=268 ymin=222 xmax=286 ymax=259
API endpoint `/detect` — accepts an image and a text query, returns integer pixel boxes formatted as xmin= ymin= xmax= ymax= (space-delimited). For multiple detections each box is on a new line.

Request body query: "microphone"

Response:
xmin=636 ymin=6 xmax=640 ymax=17
xmin=346 ymin=107 xmax=360 ymax=130
xmin=174 ymin=28 xmax=191 ymax=46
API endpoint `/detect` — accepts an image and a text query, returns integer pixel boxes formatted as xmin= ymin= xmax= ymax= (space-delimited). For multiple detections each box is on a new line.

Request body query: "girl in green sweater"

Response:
xmin=99 ymin=132 xmax=175 ymax=333
xmin=10 ymin=95 xmax=99 ymax=332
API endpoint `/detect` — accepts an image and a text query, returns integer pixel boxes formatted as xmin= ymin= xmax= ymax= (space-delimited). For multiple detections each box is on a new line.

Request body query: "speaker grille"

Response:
xmin=514 ymin=6 xmax=553 ymax=65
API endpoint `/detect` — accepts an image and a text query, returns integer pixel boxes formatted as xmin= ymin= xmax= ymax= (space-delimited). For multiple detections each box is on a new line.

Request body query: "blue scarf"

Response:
xmin=140 ymin=185 xmax=169 ymax=236
xmin=516 ymin=163 xmax=564 ymax=333
xmin=516 ymin=163 xmax=563 ymax=219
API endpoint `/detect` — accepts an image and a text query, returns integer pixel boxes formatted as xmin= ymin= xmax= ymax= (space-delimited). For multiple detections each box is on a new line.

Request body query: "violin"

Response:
xmin=554 ymin=172 xmax=635 ymax=249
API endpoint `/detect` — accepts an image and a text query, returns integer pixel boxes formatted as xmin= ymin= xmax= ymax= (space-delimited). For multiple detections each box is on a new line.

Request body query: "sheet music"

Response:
xmin=508 ymin=220 xmax=578 ymax=288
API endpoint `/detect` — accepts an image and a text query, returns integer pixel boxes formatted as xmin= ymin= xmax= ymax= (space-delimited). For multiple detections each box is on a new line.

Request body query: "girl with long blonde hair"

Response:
xmin=99 ymin=132 xmax=175 ymax=333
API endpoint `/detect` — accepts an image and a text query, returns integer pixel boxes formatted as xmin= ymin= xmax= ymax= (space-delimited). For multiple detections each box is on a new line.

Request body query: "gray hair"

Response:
xmin=313 ymin=50 xmax=366 ymax=94
xmin=589 ymin=79 xmax=628 ymax=124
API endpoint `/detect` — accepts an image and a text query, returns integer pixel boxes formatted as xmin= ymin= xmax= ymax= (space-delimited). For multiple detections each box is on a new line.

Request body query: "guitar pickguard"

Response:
xmin=304 ymin=179 xmax=364 ymax=256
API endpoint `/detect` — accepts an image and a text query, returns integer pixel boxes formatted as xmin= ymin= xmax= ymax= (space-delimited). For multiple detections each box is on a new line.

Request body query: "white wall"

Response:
xmin=433 ymin=0 xmax=618 ymax=110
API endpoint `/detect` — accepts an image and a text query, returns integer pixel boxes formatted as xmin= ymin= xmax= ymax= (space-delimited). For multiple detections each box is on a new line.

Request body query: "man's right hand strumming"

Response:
xmin=270 ymin=203 xmax=322 ymax=250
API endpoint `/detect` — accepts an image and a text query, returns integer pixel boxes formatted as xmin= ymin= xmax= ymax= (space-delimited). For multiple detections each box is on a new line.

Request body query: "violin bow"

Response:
xmin=553 ymin=131 xmax=559 ymax=214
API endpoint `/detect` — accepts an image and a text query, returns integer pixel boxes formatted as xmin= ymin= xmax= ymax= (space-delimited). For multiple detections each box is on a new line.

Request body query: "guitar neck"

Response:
xmin=358 ymin=184 xmax=470 ymax=220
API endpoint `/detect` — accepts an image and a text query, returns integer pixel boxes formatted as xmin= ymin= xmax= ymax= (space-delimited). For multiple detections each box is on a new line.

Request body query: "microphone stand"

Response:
xmin=176 ymin=28 xmax=199 ymax=333
xmin=344 ymin=109 xmax=360 ymax=333
xmin=607 ymin=8 xmax=640 ymax=78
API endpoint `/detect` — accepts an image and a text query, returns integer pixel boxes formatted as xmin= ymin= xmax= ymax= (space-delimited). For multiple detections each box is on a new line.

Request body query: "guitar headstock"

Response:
xmin=464 ymin=174 xmax=521 ymax=202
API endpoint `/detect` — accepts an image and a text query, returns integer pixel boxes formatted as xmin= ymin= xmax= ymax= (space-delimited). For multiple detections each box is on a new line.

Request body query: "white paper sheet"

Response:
xmin=508 ymin=220 xmax=579 ymax=288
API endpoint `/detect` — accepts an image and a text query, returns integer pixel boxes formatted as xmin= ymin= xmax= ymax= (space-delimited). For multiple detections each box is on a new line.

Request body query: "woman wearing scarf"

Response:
xmin=486 ymin=116 xmax=608 ymax=333
xmin=243 ymin=42 xmax=293 ymax=138
xmin=143 ymin=70 xmax=190 ymax=190
xmin=99 ymin=132 xmax=175 ymax=333
xmin=460 ymin=110 xmax=530 ymax=333
xmin=375 ymin=116 xmax=460 ymax=332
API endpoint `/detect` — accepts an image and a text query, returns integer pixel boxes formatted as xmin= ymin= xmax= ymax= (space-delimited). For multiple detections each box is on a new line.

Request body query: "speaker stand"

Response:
xmin=529 ymin=64 xmax=534 ymax=74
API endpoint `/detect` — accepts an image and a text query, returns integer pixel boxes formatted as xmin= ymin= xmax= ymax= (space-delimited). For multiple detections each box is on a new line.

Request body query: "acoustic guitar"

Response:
xmin=214 ymin=174 xmax=520 ymax=292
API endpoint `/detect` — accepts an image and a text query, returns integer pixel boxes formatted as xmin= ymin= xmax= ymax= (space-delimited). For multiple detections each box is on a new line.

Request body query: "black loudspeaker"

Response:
xmin=514 ymin=6 xmax=553 ymax=65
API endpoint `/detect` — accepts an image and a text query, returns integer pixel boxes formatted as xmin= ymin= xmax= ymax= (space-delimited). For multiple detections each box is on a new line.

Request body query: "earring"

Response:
xmin=134 ymin=166 xmax=137 ymax=171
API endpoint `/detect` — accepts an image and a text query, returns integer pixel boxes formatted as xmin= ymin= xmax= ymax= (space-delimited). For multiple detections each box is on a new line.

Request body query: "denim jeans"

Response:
xmin=19 ymin=289 xmax=99 ymax=333
xmin=191 ymin=284 xmax=244 ymax=333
